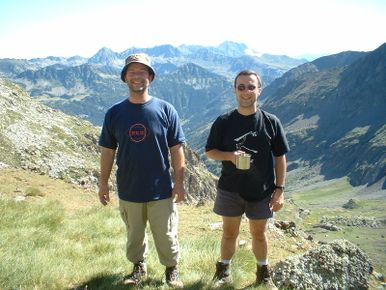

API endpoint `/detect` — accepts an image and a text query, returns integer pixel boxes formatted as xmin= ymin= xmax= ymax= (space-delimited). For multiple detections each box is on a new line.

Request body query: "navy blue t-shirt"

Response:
xmin=99 ymin=97 xmax=185 ymax=202
xmin=205 ymin=109 xmax=290 ymax=201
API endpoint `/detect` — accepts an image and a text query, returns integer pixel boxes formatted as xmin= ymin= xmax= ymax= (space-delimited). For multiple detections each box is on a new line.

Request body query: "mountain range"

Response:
xmin=0 ymin=41 xmax=384 ymax=191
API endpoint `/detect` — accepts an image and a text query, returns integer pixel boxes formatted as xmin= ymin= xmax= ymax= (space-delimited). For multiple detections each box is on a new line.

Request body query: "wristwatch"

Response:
xmin=275 ymin=185 xmax=285 ymax=191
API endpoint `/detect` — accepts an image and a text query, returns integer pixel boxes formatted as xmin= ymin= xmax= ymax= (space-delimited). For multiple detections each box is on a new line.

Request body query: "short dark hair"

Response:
xmin=234 ymin=70 xmax=263 ymax=88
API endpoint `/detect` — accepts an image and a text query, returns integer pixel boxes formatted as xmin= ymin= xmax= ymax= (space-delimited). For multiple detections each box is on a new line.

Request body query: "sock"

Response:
xmin=220 ymin=259 xmax=231 ymax=265
xmin=257 ymin=259 xmax=268 ymax=266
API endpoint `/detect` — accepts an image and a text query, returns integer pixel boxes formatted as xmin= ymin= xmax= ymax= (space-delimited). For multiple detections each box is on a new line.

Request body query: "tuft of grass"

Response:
xmin=25 ymin=186 xmax=44 ymax=197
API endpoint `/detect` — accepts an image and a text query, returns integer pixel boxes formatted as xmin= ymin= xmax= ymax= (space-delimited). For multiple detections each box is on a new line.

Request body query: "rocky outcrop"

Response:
xmin=0 ymin=78 xmax=100 ymax=187
xmin=320 ymin=215 xmax=381 ymax=228
xmin=182 ymin=146 xmax=218 ymax=203
xmin=342 ymin=198 xmax=359 ymax=209
xmin=272 ymin=239 xmax=372 ymax=290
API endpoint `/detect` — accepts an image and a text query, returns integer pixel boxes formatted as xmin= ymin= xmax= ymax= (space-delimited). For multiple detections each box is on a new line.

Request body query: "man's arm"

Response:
xmin=170 ymin=143 xmax=185 ymax=203
xmin=270 ymin=154 xmax=287 ymax=212
xmin=206 ymin=149 xmax=238 ymax=165
xmin=98 ymin=146 xmax=116 ymax=205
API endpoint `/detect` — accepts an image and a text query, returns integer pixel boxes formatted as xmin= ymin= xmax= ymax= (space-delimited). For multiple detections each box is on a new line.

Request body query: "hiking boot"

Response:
xmin=165 ymin=266 xmax=183 ymax=289
xmin=123 ymin=261 xmax=147 ymax=285
xmin=255 ymin=264 xmax=278 ymax=290
xmin=212 ymin=261 xmax=231 ymax=286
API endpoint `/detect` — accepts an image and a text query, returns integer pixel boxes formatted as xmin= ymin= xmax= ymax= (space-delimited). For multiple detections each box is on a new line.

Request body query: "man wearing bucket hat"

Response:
xmin=98 ymin=53 xmax=185 ymax=288
xmin=205 ymin=70 xmax=289 ymax=289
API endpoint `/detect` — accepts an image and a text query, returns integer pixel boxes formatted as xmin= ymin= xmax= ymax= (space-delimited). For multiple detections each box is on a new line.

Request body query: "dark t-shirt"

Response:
xmin=205 ymin=109 xmax=289 ymax=201
xmin=99 ymin=97 xmax=185 ymax=202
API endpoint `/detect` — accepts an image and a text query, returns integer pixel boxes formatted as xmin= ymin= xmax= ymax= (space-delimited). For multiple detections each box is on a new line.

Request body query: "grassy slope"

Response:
xmin=287 ymin=178 xmax=386 ymax=280
xmin=0 ymin=168 xmax=384 ymax=289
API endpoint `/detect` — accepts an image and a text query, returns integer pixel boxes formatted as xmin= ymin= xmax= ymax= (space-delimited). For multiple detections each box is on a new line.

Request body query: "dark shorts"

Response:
xmin=213 ymin=188 xmax=273 ymax=220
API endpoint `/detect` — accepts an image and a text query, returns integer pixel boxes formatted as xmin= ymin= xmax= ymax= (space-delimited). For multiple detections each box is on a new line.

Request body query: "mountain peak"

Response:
xmin=88 ymin=47 xmax=121 ymax=66
xmin=217 ymin=41 xmax=248 ymax=57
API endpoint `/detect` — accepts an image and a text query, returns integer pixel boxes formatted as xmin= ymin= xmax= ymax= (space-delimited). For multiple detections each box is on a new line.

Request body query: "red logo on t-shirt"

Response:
xmin=128 ymin=123 xmax=147 ymax=142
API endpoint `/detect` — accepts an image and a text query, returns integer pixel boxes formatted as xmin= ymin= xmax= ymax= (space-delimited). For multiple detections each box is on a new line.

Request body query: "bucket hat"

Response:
xmin=121 ymin=53 xmax=156 ymax=82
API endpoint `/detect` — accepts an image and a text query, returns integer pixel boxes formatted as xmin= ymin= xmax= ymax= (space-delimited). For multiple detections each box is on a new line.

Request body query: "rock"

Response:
xmin=272 ymin=239 xmax=372 ymax=289
xmin=14 ymin=195 xmax=26 ymax=202
xmin=208 ymin=222 xmax=222 ymax=230
xmin=313 ymin=223 xmax=341 ymax=231
xmin=298 ymin=208 xmax=311 ymax=218
xmin=275 ymin=220 xmax=296 ymax=230
xmin=343 ymin=198 xmax=359 ymax=209
xmin=320 ymin=215 xmax=381 ymax=228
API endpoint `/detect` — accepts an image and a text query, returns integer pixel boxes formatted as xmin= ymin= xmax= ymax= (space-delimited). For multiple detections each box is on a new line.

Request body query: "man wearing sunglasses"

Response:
xmin=205 ymin=70 xmax=289 ymax=289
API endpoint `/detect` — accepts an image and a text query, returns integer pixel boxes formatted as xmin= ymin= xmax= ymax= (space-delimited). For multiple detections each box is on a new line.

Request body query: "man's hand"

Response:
xmin=99 ymin=147 xmax=115 ymax=206
xmin=269 ymin=188 xmax=284 ymax=212
xmin=171 ymin=183 xmax=185 ymax=203
xmin=98 ymin=183 xmax=110 ymax=205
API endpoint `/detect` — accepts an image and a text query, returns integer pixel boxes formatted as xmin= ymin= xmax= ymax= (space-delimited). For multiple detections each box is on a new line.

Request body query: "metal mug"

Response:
xmin=236 ymin=152 xmax=251 ymax=170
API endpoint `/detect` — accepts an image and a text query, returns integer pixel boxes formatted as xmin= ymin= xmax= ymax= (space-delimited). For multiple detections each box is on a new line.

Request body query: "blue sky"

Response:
xmin=1 ymin=0 xmax=386 ymax=59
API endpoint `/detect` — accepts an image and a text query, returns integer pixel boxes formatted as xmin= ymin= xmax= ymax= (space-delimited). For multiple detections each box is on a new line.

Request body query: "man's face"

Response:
xmin=235 ymin=74 xmax=261 ymax=109
xmin=124 ymin=63 xmax=152 ymax=92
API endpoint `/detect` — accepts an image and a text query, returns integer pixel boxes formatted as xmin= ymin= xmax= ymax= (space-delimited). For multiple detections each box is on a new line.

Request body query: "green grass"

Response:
xmin=0 ymin=199 xmax=272 ymax=290
xmin=290 ymin=178 xmax=354 ymax=206
xmin=0 ymin=169 xmax=384 ymax=289
xmin=286 ymin=177 xmax=386 ymax=277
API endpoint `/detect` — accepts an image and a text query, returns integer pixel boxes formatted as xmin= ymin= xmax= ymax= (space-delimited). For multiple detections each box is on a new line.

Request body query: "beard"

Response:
xmin=130 ymin=85 xmax=146 ymax=93
xmin=128 ymin=81 xmax=148 ymax=93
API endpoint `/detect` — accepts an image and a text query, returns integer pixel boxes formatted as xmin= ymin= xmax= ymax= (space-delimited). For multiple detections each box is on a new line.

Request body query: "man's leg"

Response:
xmin=249 ymin=219 xmax=268 ymax=262
xmin=119 ymin=199 xmax=148 ymax=285
xmin=119 ymin=199 xmax=148 ymax=263
xmin=148 ymin=198 xmax=183 ymax=288
xmin=212 ymin=216 xmax=242 ymax=285
xmin=249 ymin=218 xmax=277 ymax=289
xmin=148 ymin=198 xmax=180 ymax=267
xmin=221 ymin=216 xmax=242 ymax=260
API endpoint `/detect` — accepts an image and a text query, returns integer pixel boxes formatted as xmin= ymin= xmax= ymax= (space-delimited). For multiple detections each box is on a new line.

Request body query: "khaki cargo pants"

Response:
xmin=119 ymin=197 xmax=180 ymax=267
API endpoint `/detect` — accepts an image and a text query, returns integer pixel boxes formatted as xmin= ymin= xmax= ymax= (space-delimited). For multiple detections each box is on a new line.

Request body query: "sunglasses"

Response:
xmin=237 ymin=84 xmax=257 ymax=91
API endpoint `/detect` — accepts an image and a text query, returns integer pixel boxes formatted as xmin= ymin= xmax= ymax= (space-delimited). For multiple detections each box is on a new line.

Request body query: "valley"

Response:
xmin=0 ymin=41 xmax=385 ymax=289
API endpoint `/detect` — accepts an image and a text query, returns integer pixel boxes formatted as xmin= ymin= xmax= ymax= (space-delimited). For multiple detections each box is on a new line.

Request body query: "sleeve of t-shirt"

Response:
xmin=167 ymin=106 xmax=185 ymax=147
xmin=99 ymin=109 xmax=118 ymax=149
xmin=271 ymin=116 xmax=290 ymax=156
xmin=205 ymin=117 xmax=222 ymax=152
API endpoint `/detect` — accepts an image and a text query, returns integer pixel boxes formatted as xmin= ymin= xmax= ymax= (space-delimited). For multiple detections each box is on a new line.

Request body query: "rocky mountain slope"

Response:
xmin=0 ymin=78 xmax=217 ymax=203
xmin=0 ymin=78 xmax=100 ymax=186
xmin=261 ymin=43 xmax=386 ymax=189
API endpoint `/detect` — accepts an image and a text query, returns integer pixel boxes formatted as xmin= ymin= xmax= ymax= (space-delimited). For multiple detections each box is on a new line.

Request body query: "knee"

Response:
xmin=251 ymin=231 xmax=267 ymax=242
xmin=222 ymin=230 xmax=239 ymax=240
